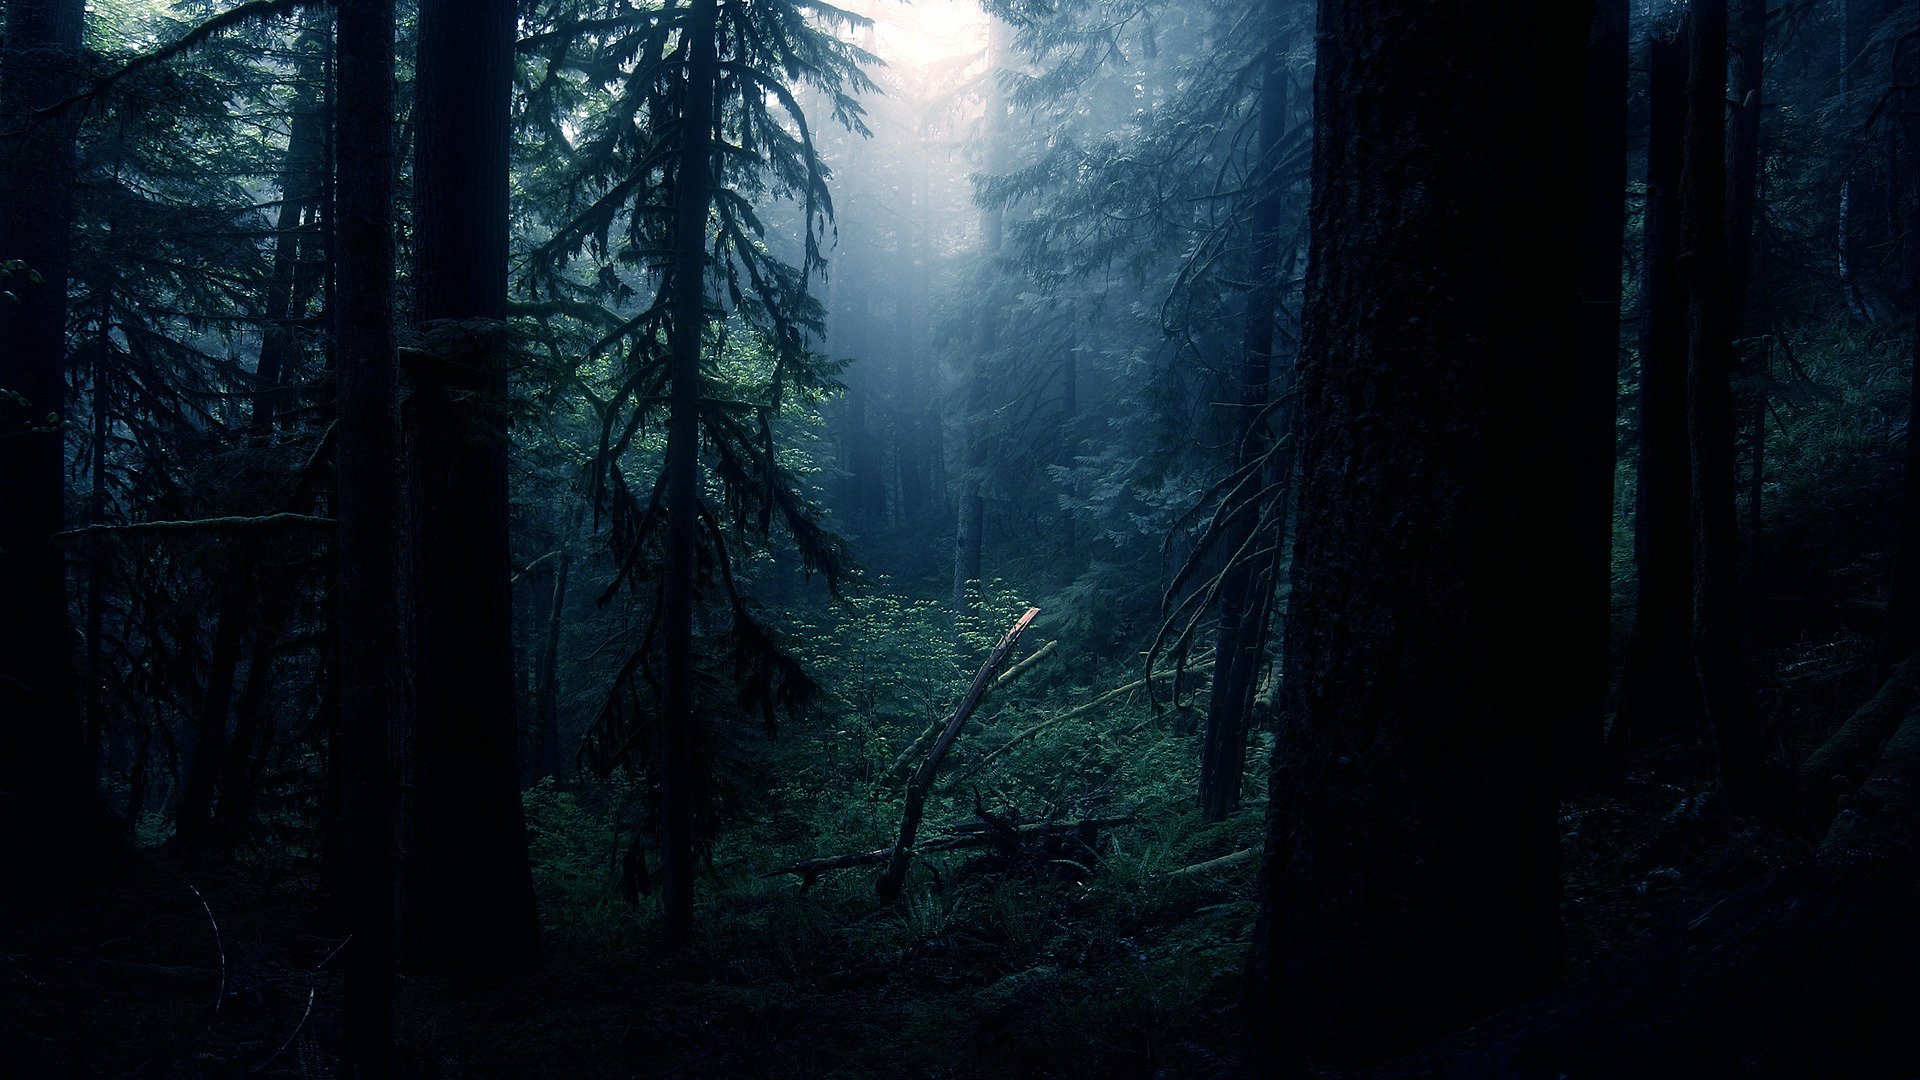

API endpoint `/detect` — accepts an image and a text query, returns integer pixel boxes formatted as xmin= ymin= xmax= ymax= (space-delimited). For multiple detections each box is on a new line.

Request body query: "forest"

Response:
xmin=3 ymin=0 xmax=1920 ymax=1075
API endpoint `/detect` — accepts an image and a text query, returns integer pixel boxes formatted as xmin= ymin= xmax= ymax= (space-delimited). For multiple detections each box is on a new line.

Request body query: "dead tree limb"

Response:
xmin=876 ymin=607 xmax=1039 ymax=901
xmin=949 ymin=653 xmax=1216 ymax=789
xmin=768 ymin=816 xmax=1135 ymax=891
xmin=1166 ymin=847 xmax=1256 ymax=878
xmin=882 ymin=638 xmax=1058 ymax=787
xmin=54 ymin=513 xmax=335 ymax=540
xmin=990 ymin=639 xmax=1058 ymax=693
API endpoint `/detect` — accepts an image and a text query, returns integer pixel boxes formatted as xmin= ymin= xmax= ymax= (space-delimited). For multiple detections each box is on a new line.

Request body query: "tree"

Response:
xmin=1196 ymin=0 xmax=1293 ymax=824
xmin=1571 ymin=0 xmax=1627 ymax=766
xmin=1245 ymin=0 xmax=1587 ymax=1064
xmin=0 ymin=0 xmax=116 ymax=900
xmin=656 ymin=0 xmax=724 ymax=953
xmin=1618 ymin=23 xmax=1704 ymax=747
xmin=333 ymin=0 xmax=401 ymax=1066
xmin=519 ymin=0 xmax=867 ymax=950
xmin=1680 ymin=0 xmax=1769 ymax=808
xmin=405 ymin=0 xmax=542 ymax=975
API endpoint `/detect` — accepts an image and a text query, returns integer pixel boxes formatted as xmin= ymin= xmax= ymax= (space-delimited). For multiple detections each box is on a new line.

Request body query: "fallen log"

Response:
xmin=1166 ymin=847 xmax=1256 ymax=878
xmin=876 ymin=608 xmax=1040 ymax=902
xmin=766 ymin=816 xmax=1138 ymax=891
xmin=1797 ymin=652 xmax=1920 ymax=815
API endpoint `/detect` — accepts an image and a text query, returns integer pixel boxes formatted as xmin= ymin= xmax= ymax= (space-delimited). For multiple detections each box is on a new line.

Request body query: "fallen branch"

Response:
xmin=990 ymin=639 xmax=1058 ymax=694
xmin=186 ymin=883 xmax=224 ymax=1029
xmin=1166 ymin=847 xmax=1256 ymax=878
xmin=876 ymin=607 xmax=1040 ymax=901
xmin=949 ymin=653 xmax=1216 ymax=789
xmin=55 ymin=513 xmax=335 ymax=540
xmin=767 ymin=816 xmax=1137 ymax=890
xmin=881 ymin=639 xmax=1058 ymax=788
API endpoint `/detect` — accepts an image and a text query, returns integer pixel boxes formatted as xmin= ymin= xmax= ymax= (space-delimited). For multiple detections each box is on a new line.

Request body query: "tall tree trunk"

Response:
xmin=1246 ymin=0 xmax=1585 ymax=1064
xmin=406 ymin=0 xmax=541 ymax=976
xmin=0 ymin=0 xmax=116 ymax=899
xmin=1617 ymin=25 xmax=1704 ymax=747
xmin=1573 ymin=0 xmax=1628 ymax=766
xmin=1681 ymin=0 xmax=1768 ymax=810
xmin=1729 ymin=0 xmax=1767 ymax=568
xmin=660 ymin=0 xmax=721 ymax=952
xmin=84 ymin=291 xmax=111 ymax=768
xmin=953 ymin=19 xmax=1011 ymax=612
xmin=1198 ymin=2 xmax=1290 ymax=825
xmin=1880 ymin=70 xmax=1920 ymax=672
xmin=334 ymin=0 xmax=401 ymax=1069
xmin=533 ymin=508 xmax=576 ymax=784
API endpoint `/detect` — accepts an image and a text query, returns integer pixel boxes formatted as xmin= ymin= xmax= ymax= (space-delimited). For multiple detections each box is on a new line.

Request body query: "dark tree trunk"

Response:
xmin=1246 ymin=0 xmax=1586 ymax=1065
xmin=1881 ymin=84 xmax=1920 ymax=672
xmin=1617 ymin=25 xmax=1704 ymax=747
xmin=1729 ymin=0 xmax=1767 ymax=568
xmin=533 ymin=517 xmax=573 ymax=784
xmin=175 ymin=590 xmax=249 ymax=846
xmin=660 ymin=0 xmax=721 ymax=953
xmin=0 ymin=0 xmax=116 ymax=899
xmin=1681 ymin=0 xmax=1769 ymax=810
xmin=405 ymin=0 xmax=541 ymax=976
xmin=1198 ymin=1 xmax=1290 ymax=825
xmin=1571 ymin=0 xmax=1628 ymax=766
xmin=333 ymin=0 xmax=401 ymax=1069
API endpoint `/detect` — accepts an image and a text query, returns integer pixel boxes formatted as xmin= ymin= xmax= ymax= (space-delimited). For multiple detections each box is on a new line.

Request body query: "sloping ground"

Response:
xmin=6 ymin=668 xmax=1919 ymax=1078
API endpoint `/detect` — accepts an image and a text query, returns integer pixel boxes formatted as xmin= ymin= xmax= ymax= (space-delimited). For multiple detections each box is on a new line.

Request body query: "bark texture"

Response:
xmin=1246 ymin=0 xmax=1587 ymax=1065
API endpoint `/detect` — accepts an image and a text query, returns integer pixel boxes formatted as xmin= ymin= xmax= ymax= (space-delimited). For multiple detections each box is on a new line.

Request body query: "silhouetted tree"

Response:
xmin=1618 ymin=24 xmax=1704 ymax=747
xmin=405 ymin=0 xmax=542 ymax=975
xmin=334 ymin=0 xmax=401 ymax=1067
xmin=0 ymin=0 xmax=116 ymax=900
xmin=1246 ymin=0 xmax=1586 ymax=1064
xmin=1571 ymin=0 xmax=1628 ymax=765
xmin=1681 ymin=0 xmax=1769 ymax=808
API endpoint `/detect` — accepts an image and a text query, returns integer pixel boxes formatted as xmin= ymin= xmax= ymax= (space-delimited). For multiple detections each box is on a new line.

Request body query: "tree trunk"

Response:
xmin=1879 ymin=58 xmax=1920 ymax=673
xmin=1681 ymin=0 xmax=1769 ymax=810
xmin=405 ymin=0 xmax=541 ymax=976
xmin=1571 ymin=0 xmax=1628 ymax=767
xmin=1198 ymin=1 xmax=1290 ymax=825
xmin=334 ymin=0 xmax=401 ymax=1069
xmin=953 ymin=19 xmax=1011 ymax=612
xmin=0 ymin=0 xmax=116 ymax=900
xmin=1617 ymin=25 xmax=1703 ymax=747
xmin=659 ymin=0 xmax=721 ymax=953
xmin=533 ymin=513 xmax=574 ymax=784
xmin=1729 ymin=0 xmax=1767 ymax=569
xmin=1246 ymin=0 xmax=1586 ymax=1065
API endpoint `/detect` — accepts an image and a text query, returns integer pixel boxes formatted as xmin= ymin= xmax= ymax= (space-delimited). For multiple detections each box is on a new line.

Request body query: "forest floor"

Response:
xmin=5 ymin=637 xmax=1918 ymax=1078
